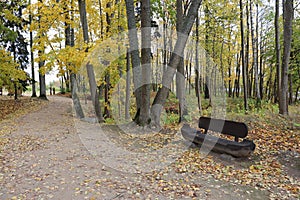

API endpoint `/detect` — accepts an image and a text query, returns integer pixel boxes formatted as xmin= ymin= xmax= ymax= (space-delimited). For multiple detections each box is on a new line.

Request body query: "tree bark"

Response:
xmin=29 ymin=0 xmax=37 ymax=98
xmin=288 ymin=73 xmax=293 ymax=104
xmin=245 ymin=0 xmax=250 ymax=98
xmin=275 ymin=0 xmax=281 ymax=103
xmin=233 ymin=51 xmax=241 ymax=98
xmin=139 ymin=0 xmax=151 ymax=125
xmin=279 ymin=0 xmax=293 ymax=115
xmin=240 ymin=0 xmax=248 ymax=111
xmin=204 ymin=5 xmax=210 ymax=100
xmin=195 ymin=13 xmax=202 ymax=115
xmin=37 ymin=0 xmax=47 ymax=100
xmin=250 ymin=0 xmax=261 ymax=105
xmin=176 ymin=0 xmax=188 ymax=123
xmin=71 ymin=73 xmax=85 ymax=118
xmin=104 ymin=73 xmax=111 ymax=118
xmin=38 ymin=55 xmax=47 ymax=100
xmin=259 ymin=9 xmax=264 ymax=99
xmin=125 ymin=48 xmax=131 ymax=120
xmin=125 ymin=0 xmax=142 ymax=121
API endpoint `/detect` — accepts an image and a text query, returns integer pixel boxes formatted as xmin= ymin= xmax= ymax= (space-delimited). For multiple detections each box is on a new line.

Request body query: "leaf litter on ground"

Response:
xmin=0 ymin=96 xmax=299 ymax=199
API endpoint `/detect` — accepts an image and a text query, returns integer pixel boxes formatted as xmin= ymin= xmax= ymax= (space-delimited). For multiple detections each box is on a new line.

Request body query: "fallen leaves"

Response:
xmin=0 ymin=95 xmax=299 ymax=199
xmin=0 ymin=96 xmax=47 ymax=122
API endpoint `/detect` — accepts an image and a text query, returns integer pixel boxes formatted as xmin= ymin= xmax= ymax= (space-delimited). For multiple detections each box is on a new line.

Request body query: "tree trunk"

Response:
xmin=78 ymin=0 xmax=103 ymax=122
xmin=233 ymin=51 xmax=241 ymax=98
xmin=245 ymin=0 xmax=250 ymax=98
xmin=295 ymin=86 xmax=299 ymax=103
xmin=259 ymin=23 xmax=264 ymax=99
xmin=250 ymin=0 xmax=261 ymax=105
xmin=125 ymin=48 xmax=131 ymax=120
xmin=151 ymin=0 xmax=203 ymax=127
xmin=29 ymin=0 xmax=37 ymax=98
xmin=204 ymin=5 xmax=210 ymax=100
xmin=14 ymin=82 xmax=17 ymax=100
xmin=189 ymin=62 xmax=192 ymax=94
xmin=38 ymin=57 xmax=47 ymax=100
xmin=87 ymin=63 xmax=104 ymax=121
xmin=227 ymin=29 xmax=233 ymax=98
xmin=176 ymin=0 xmax=188 ymax=123
xmin=195 ymin=13 xmax=202 ymax=115
xmin=37 ymin=0 xmax=47 ymax=100
xmin=71 ymin=73 xmax=85 ymax=118
xmin=255 ymin=3 xmax=260 ymax=100
xmin=98 ymin=0 xmax=104 ymax=40
xmin=279 ymin=0 xmax=293 ymax=115
xmin=125 ymin=0 xmax=142 ymax=121
xmin=104 ymin=73 xmax=111 ymax=118
xmin=66 ymin=0 xmax=85 ymax=119
xmin=288 ymin=73 xmax=293 ymax=104
xmin=275 ymin=0 xmax=281 ymax=103
xmin=11 ymin=41 xmax=18 ymax=100
xmin=240 ymin=0 xmax=248 ymax=111
xmin=139 ymin=0 xmax=151 ymax=125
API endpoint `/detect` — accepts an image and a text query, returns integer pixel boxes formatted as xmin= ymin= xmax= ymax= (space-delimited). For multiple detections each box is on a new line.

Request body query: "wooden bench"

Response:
xmin=181 ymin=117 xmax=256 ymax=157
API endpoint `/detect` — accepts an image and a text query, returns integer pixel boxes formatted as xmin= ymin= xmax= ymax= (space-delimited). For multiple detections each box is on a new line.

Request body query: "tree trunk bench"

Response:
xmin=181 ymin=117 xmax=256 ymax=157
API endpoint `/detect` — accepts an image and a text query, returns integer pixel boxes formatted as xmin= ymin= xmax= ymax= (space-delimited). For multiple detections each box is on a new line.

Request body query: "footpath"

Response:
xmin=0 ymin=96 xmax=274 ymax=199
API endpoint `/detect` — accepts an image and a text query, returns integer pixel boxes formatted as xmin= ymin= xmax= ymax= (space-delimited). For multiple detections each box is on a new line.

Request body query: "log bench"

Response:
xmin=181 ymin=117 xmax=256 ymax=157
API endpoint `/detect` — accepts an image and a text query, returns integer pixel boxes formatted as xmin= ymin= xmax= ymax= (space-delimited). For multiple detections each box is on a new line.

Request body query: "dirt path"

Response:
xmin=0 ymin=96 xmax=272 ymax=199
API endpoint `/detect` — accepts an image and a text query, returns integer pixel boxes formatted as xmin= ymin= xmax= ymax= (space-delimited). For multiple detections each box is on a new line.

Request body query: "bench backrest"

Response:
xmin=198 ymin=117 xmax=248 ymax=139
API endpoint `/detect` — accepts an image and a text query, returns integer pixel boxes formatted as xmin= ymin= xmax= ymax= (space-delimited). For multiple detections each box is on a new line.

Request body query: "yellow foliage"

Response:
xmin=0 ymin=49 xmax=27 ymax=86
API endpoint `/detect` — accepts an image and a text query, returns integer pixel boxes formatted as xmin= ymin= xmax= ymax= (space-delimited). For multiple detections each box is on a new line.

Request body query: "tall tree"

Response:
xmin=275 ymin=0 xmax=281 ymax=103
xmin=249 ymin=0 xmax=260 ymax=104
xmin=151 ymin=0 xmax=203 ymax=127
xmin=78 ymin=0 xmax=103 ymax=122
xmin=29 ymin=0 xmax=37 ymax=97
xmin=204 ymin=4 xmax=210 ymax=100
xmin=239 ymin=0 xmax=248 ymax=111
xmin=125 ymin=0 xmax=142 ymax=122
xmin=176 ymin=0 xmax=188 ymax=122
xmin=139 ymin=0 xmax=152 ymax=125
xmin=195 ymin=12 xmax=202 ymax=115
xmin=279 ymin=0 xmax=293 ymax=115
xmin=37 ymin=0 xmax=47 ymax=100
xmin=63 ymin=0 xmax=85 ymax=119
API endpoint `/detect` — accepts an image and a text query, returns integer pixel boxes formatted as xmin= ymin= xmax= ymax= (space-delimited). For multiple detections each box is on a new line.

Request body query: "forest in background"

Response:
xmin=0 ymin=0 xmax=299 ymax=126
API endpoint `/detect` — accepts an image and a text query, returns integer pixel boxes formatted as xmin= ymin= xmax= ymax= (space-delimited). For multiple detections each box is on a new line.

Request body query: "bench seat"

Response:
xmin=181 ymin=124 xmax=255 ymax=157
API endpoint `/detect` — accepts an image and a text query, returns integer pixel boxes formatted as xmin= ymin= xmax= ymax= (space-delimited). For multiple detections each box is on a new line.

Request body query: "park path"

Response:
xmin=0 ymin=96 xmax=268 ymax=200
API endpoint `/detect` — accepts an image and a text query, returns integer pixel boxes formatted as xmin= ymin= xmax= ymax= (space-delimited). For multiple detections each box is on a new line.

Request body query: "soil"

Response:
xmin=0 ymin=96 xmax=297 ymax=199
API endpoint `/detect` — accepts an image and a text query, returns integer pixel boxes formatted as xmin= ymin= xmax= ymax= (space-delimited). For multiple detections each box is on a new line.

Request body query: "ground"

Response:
xmin=0 ymin=95 xmax=299 ymax=199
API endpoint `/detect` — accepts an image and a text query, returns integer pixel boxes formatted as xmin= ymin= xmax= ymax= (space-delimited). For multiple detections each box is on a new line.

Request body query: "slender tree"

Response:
xmin=240 ymin=0 xmax=248 ymax=111
xmin=279 ymin=0 xmax=293 ymax=115
xmin=38 ymin=0 xmax=47 ymax=100
xmin=78 ymin=0 xmax=103 ymax=122
xmin=195 ymin=12 xmax=202 ymax=115
xmin=125 ymin=48 xmax=131 ymax=120
xmin=275 ymin=0 xmax=281 ymax=103
xmin=249 ymin=0 xmax=260 ymax=105
xmin=176 ymin=0 xmax=188 ymax=122
xmin=29 ymin=0 xmax=37 ymax=97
